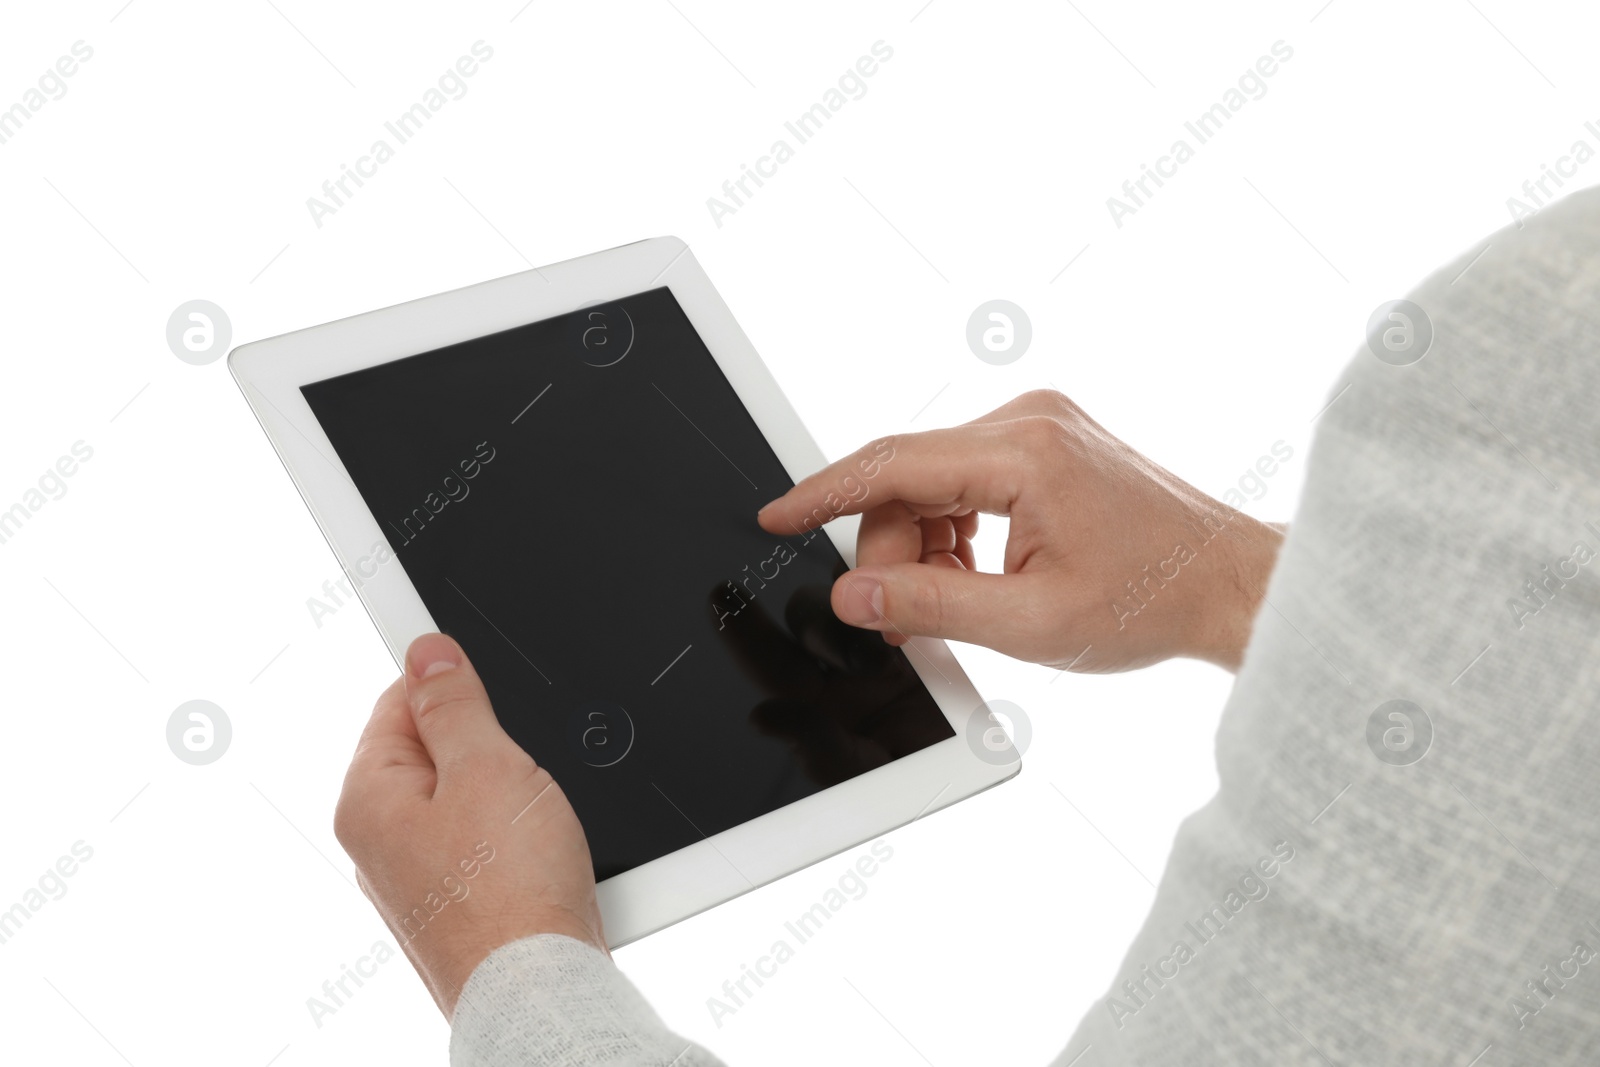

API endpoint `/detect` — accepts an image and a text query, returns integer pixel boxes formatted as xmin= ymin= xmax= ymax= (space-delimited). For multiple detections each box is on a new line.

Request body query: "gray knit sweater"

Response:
xmin=450 ymin=185 xmax=1600 ymax=1066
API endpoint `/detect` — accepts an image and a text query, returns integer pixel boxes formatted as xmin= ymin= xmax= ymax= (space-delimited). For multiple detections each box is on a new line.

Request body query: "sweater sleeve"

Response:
xmin=1050 ymin=187 xmax=1600 ymax=1064
xmin=450 ymin=934 xmax=726 ymax=1067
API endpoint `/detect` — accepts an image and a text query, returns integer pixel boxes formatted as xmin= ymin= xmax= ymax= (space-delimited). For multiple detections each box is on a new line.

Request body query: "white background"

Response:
xmin=1 ymin=1 xmax=1595 ymax=1064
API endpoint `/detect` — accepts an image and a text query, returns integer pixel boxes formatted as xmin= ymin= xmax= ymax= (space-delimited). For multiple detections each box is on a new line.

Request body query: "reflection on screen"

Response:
xmin=301 ymin=287 xmax=954 ymax=880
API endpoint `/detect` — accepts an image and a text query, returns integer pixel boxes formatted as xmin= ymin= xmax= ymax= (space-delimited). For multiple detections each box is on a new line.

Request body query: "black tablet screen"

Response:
xmin=301 ymin=286 xmax=954 ymax=881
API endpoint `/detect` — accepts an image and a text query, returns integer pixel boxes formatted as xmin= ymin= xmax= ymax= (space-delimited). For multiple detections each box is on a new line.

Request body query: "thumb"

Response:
xmin=830 ymin=564 xmax=1044 ymax=655
xmin=403 ymin=633 xmax=521 ymax=782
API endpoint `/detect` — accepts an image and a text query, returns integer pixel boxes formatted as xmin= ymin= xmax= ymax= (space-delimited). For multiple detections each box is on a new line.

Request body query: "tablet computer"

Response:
xmin=229 ymin=236 xmax=1019 ymax=946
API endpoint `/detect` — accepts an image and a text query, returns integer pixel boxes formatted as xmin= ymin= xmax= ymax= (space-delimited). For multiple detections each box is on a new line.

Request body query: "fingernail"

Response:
xmin=408 ymin=633 xmax=461 ymax=679
xmin=837 ymin=578 xmax=885 ymax=627
xmin=757 ymin=499 xmax=775 ymax=516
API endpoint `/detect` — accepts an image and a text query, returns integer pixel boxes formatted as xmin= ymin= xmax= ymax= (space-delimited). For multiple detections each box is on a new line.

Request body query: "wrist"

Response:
xmin=1181 ymin=507 xmax=1285 ymax=671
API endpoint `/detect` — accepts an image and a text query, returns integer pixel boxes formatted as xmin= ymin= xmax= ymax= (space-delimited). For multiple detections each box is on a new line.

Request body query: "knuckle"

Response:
xmin=904 ymin=578 xmax=948 ymax=634
xmin=333 ymin=795 xmax=372 ymax=851
xmin=1019 ymin=388 xmax=1081 ymax=421
xmin=411 ymin=685 xmax=480 ymax=731
xmin=1011 ymin=414 xmax=1073 ymax=456
xmin=495 ymin=743 xmax=538 ymax=781
xmin=332 ymin=806 xmax=352 ymax=848
xmin=1018 ymin=386 xmax=1062 ymax=409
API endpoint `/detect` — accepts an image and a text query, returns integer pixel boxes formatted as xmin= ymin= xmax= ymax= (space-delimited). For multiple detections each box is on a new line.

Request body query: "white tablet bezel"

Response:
xmin=228 ymin=236 xmax=1019 ymax=947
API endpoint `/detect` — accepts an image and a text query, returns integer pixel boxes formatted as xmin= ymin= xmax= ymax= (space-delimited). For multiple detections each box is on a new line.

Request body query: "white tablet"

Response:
xmin=229 ymin=236 xmax=1019 ymax=947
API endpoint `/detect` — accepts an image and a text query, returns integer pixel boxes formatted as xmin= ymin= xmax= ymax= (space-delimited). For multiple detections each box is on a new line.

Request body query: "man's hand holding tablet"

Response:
xmin=335 ymin=632 xmax=608 ymax=1019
